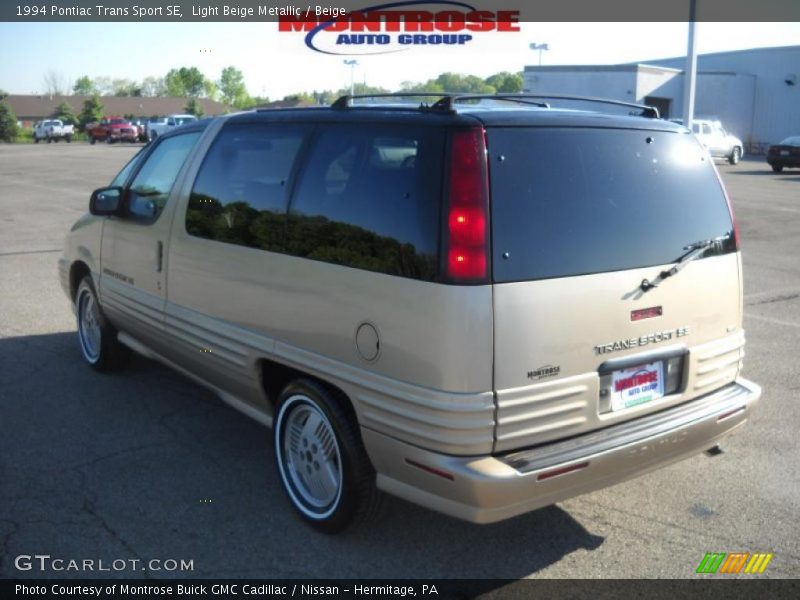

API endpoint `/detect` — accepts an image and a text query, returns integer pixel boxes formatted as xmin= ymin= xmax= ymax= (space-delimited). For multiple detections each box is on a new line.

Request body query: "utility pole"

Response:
xmin=682 ymin=0 xmax=698 ymax=129
xmin=343 ymin=59 xmax=358 ymax=97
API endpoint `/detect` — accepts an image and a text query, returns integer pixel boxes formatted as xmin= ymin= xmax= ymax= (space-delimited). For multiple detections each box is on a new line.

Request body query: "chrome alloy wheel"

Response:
xmin=77 ymin=288 xmax=102 ymax=363
xmin=276 ymin=395 xmax=343 ymax=519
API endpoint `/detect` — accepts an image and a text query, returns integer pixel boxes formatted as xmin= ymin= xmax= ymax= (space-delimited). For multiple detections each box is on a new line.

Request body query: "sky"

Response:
xmin=0 ymin=21 xmax=798 ymax=100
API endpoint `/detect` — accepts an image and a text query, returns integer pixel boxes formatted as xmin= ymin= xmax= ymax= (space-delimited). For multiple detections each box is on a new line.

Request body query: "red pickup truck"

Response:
xmin=86 ymin=117 xmax=138 ymax=144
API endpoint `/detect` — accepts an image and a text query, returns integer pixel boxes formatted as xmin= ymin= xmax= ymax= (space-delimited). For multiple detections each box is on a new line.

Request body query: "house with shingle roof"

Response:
xmin=4 ymin=94 xmax=231 ymax=127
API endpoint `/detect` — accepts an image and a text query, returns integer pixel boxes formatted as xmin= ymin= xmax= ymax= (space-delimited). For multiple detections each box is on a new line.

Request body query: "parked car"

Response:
xmin=129 ymin=119 xmax=149 ymax=142
xmin=146 ymin=114 xmax=198 ymax=141
xmin=766 ymin=136 xmax=800 ymax=172
xmin=59 ymin=94 xmax=761 ymax=532
xmin=671 ymin=118 xmax=744 ymax=165
xmin=33 ymin=119 xmax=74 ymax=143
xmin=144 ymin=116 xmax=167 ymax=140
xmin=86 ymin=117 xmax=138 ymax=144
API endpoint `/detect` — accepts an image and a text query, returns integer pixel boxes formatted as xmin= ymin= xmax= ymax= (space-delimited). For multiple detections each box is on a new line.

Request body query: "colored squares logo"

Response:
xmin=696 ymin=552 xmax=773 ymax=574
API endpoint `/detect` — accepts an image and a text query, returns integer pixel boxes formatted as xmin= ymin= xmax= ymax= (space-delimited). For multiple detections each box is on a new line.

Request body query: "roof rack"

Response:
xmin=331 ymin=93 xmax=660 ymax=118
xmin=432 ymin=93 xmax=659 ymax=118
xmin=330 ymin=93 xmax=452 ymax=111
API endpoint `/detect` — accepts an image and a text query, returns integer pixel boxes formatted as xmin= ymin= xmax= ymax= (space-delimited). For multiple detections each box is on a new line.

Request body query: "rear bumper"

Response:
xmin=363 ymin=377 xmax=761 ymax=524
xmin=767 ymin=157 xmax=800 ymax=168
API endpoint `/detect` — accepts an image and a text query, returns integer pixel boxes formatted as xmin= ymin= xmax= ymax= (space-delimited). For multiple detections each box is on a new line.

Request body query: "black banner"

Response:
xmin=3 ymin=579 xmax=800 ymax=600
xmin=2 ymin=0 xmax=800 ymax=22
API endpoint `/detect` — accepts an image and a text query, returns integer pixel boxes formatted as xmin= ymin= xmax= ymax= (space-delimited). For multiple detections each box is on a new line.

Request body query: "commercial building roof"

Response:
xmin=3 ymin=94 xmax=230 ymax=120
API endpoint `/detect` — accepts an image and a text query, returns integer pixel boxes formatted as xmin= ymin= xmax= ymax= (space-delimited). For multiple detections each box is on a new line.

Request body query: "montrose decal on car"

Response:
xmin=278 ymin=0 xmax=520 ymax=55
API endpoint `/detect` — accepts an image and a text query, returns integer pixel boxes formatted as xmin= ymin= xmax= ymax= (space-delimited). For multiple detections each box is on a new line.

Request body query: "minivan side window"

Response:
xmin=286 ymin=125 xmax=444 ymax=281
xmin=186 ymin=122 xmax=307 ymax=251
xmin=127 ymin=132 xmax=201 ymax=221
xmin=110 ymin=147 xmax=146 ymax=188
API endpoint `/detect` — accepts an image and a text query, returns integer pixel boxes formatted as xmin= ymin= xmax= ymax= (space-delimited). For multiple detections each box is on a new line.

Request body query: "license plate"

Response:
xmin=780 ymin=150 xmax=790 ymax=156
xmin=609 ymin=361 xmax=664 ymax=411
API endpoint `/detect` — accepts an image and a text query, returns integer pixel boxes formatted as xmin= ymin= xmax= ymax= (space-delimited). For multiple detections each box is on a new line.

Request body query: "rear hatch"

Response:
xmin=486 ymin=124 xmax=743 ymax=453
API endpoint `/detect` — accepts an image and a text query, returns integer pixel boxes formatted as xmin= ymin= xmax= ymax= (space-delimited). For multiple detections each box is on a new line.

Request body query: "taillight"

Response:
xmin=712 ymin=164 xmax=740 ymax=250
xmin=445 ymin=128 xmax=490 ymax=283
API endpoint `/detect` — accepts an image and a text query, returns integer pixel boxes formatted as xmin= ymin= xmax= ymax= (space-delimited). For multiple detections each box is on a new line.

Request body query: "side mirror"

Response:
xmin=90 ymin=186 xmax=124 ymax=216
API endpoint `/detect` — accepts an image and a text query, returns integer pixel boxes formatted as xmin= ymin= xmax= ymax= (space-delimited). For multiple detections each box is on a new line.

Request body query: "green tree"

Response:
xmin=401 ymin=73 xmax=495 ymax=94
xmin=165 ymin=67 xmax=205 ymax=97
xmin=282 ymin=92 xmax=316 ymax=104
xmin=203 ymin=79 xmax=219 ymax=101
xmin=400 ymin=80 xmax=445 ymax=93
xmin=112 ymin=78 xmax=142 ymax=96
xmin=218 ymin=66 xmax=248 ymax=107
xmin=92 ymin=76 xmax=113 ymax=96
xmin=141 ymin=76 xmax=166 ymax=97
xmin=0 ymin=100 xmax=19 ymax=142
xmin=484 ymin=71 xmax=523 ymax=93
xmin=73 ymin=75 xmax=95 ymax=95
xmin=184 ymin=97 xmax=204 ymax=117
xmin=53 ymin=101 xmax=78 ymax=125
xmin=79 ymin=94 xmax=104 ymax=129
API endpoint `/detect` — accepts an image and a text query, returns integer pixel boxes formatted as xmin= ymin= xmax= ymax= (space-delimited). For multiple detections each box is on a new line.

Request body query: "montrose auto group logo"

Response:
xmin=278 ymin=1 xmax=520 ymax=55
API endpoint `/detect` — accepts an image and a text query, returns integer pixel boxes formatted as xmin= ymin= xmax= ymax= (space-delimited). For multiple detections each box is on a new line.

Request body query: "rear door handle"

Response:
xmin=156 ymin=241 xmax=163 ymax=273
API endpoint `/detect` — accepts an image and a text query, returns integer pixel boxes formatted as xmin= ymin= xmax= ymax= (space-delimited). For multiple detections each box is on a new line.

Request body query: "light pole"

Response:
xmin=343 ymin=59 xmax=358 ymax=97
xmin=682 ymin=0 xmax=698 ymax=129
xmin=529 ymin=42 xmax=549 ymax=67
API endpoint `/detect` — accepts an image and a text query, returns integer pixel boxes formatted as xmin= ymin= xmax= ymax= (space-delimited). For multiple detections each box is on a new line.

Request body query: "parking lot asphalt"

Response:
xmin=1 ymin=143 xmax=798 ymax=580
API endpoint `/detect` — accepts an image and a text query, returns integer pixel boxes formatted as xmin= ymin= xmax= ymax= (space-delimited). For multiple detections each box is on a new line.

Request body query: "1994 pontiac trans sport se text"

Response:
xmin=58 ymin=92 xmax=761 ymax=532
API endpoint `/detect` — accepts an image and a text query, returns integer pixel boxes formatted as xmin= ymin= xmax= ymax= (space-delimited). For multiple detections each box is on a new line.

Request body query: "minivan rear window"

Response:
xmin=286 ymin=124 xmax=444 ymax=281
xmin=488 ymin=128 xmax=736 ymax=283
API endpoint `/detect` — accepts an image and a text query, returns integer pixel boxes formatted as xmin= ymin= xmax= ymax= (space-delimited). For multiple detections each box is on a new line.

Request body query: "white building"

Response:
xmin=523 ymin=45 xmax=800 ymax=153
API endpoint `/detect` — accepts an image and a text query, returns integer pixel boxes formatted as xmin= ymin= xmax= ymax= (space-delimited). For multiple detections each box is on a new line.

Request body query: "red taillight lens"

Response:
xmin=631 ymin=306 xmax=663 ymax=321
xmin=445 ymin=129 xmax=490 ymax=283
xmin=448 ymin=207 xmax=486 ymax=246
xmin=447 ymin=248 xmax=487 ymax=280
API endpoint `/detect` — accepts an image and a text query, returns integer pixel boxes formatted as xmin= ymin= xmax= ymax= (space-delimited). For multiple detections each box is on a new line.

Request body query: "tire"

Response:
xmin=75 ymin=276 xmax=130 ymax=372
xmin=728 ymin=147 xmax=741 ymax=165
xmin=90 ymin=136 xmax=96 ymax=145
xmin=772 ymin=164 xmax=784 ymax=173
xmin=274 ymin=379 xmax=382 ymax=533
xmin=66 ymin=136 xmax=72 ymax=143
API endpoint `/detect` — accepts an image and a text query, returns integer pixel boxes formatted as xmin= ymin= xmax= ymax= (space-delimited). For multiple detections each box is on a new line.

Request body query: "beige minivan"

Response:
xmin=59 ymin=94 xmax=761 ymax=532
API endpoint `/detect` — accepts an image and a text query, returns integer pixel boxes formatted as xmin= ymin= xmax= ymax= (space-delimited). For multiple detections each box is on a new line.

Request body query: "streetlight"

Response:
xmin=529 ymin=42 xmax=549 ymax=67
xmin=343 ymin=59 xmax=358 ymax=97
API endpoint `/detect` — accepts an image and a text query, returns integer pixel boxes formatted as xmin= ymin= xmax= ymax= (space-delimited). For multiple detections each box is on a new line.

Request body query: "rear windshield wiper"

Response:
xmin=640 ymin=234 xmax=731 ymax=292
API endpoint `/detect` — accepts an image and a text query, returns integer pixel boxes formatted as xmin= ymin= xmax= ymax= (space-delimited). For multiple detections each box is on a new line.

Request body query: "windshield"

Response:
xmin=489 ymin=127 xmax=736 ymax=283
xmin=175 ymin=117 xmax=197 ymax=125
xmin=110 ymin=147 xmax=147 ymax=187
xmin=779 ymin=136 xmax=800 ymax=146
